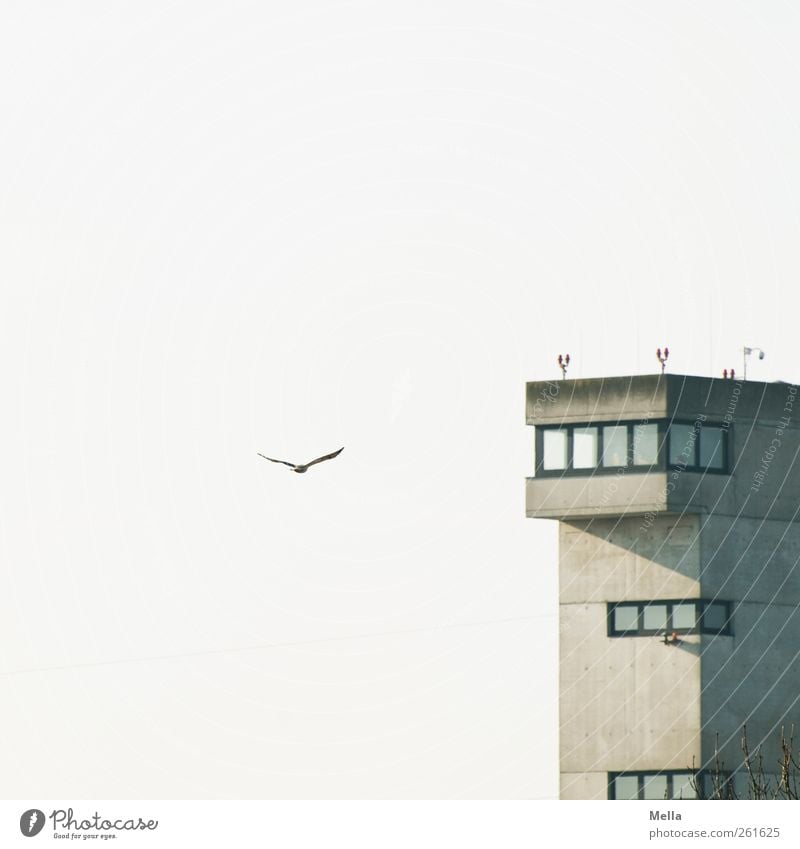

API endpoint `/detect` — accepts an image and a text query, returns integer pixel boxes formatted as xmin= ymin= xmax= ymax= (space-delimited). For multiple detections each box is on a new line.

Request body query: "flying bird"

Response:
xmin=257 ymin=447 xmax=344 ymax=474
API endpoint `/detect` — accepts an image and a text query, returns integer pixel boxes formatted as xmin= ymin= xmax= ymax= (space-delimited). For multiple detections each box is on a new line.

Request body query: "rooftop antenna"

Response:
xmin=743 ymin=346 xmax=765 ymax=381
xmin=557 ymin=353 xmax=570 ymax=380
xmin=656 ymin=346 xmax=669 ymax=374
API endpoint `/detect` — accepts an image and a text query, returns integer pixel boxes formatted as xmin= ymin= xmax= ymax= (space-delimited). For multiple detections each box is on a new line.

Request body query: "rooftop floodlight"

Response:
xmin=656 ymin=347 xmax=670 ymax=374
xmin=743 ymin=346 xmax=765 ymax=380
xmin=557 ymin=353 xmax=571 ymax=380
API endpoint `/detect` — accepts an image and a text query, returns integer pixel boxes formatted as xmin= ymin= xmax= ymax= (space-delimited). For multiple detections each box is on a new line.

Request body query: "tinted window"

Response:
xmin=614 ymin=775 xmax=639 ymax=800
xmin=702 ymin=602 xmax=729 ymax=632
xmin=643 ymin=774 xmax=668 ymax=800
xmin=672 ymin=603 xmax=696 ymax=630
xmin=611 ymin=771 xmax=699 ymax=800
xmin=633 ymin=424 xmax=659 ymax=465
xmin=700 ymin=426 xmax=725 ymax=469
xmin=608 ymin=600 xmax=732 ymax=638
xmin=602 ymin=426 xmax=628 ymax=467
xmin=643 ymin=604 xmax=668 ymax=631
xmin=613 ymin=606 xmax=639 ymax=632
xmin=669 ymin=424 xmax=696 ymax=466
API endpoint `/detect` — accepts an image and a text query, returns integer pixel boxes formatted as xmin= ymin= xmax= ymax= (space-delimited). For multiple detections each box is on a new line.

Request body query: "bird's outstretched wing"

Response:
xmin=305 ymin=447 xmax=345 ymax=468
xmin=257 ymin=453 xmax=297 ymax=469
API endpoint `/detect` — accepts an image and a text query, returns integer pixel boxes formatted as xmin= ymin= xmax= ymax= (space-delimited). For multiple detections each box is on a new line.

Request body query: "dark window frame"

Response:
xmin=607 ymin=599 xmax=733 ymax=637
xmin=608 ymin=770 xmax=702 ymax=800
xmin=533 ymin=419 xmax=729 ymax=476
xmin=534 ymin=420 xmax=668 ymax=476
xmin=666 ymin=419 xmax=729 ymax=474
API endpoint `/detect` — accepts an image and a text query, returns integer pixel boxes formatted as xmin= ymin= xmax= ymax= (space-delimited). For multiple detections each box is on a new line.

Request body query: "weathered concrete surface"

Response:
xmin=526 ymin=374 xmax=795 ymax=430
xmin=696 ymin=513 xmax=800 ymax=770
xmin=700 ymin=602 xmax=800 ymax=772
xmin=526 ymin=374 xmax=666 ymax=426
xmin=526 ymin=473 xmax=668 ymax=519
xmin=559 ymin=516 xmax=700 ymax=603
xmin=560 ymin=771 xmax=607 ymax=800
xmin=699 ymin=515 xmax=800 ymax=605
xmin=558 ymin=517 xmax=701 ymax=789
xmin=560 ymin=605 xmax=701 ymax=770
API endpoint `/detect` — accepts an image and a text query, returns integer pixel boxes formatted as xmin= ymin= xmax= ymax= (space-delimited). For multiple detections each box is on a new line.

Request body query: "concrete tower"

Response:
xmin=526 ymin=373 xmax=800 ymax=800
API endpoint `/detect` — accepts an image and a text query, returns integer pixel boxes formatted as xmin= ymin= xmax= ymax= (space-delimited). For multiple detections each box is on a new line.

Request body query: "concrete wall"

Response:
xmin=526 ymin=374 xmax=666 ymax=426
xmin=558 ymin=516 xmax=702 ymax=798
xmin=526 ymin=472 xmax=668 ymax=520
xmin=559 ymin=515 xmax=701 ymax=602
xmin=700 ymin=602 xmax=800 ymax=773
xmin=556 ymin=510 xmax=800 ymax=798
xmin=560 ymin=771 xmax=607 ymax=801
xmin=699 ymin=515 xmax=800 ymax=605
xmin=526 ymin=374 xmax=796 ymax=430
xmin=696 ymin=514 xmax=800 ymax=774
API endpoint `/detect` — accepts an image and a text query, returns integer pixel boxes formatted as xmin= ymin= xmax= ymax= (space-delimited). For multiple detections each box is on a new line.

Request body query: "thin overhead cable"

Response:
xmin=0 ymin=612 xmax=554 ymax=677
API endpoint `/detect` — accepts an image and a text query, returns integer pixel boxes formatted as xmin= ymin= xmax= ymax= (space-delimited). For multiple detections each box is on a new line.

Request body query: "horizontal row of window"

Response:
xmin=609 ymin=771 xmax=699 ymax=800
xmin=608 ymin=600 xmax=733 ymax=637
xmin=534 ymin=420 xmax=728 ymax=476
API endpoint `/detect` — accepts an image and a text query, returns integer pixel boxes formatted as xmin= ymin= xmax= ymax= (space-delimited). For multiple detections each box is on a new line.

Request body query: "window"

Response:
xmin=612 ymin=605 xmax=639 ymax=633
xmin=643 ymin=774 xmax=668 ymax=800
xmin=671 ymin=602 xmax=696 ymax=630
xmin=633 ymin=423 xmax=659 ymax=465
xmin=533 ymin=420 xmax=727 ymax=476
xmin=613 ymin=774 xmax=639 ymax=800
xmin=602 ymin=425 xmax=629 ymax=467
xmin=642 ymin=604 xmax=668 ymax=631
xmin=700 ymin=426 xmax=725 ymax=469
xmin=535 ymin=420 xmax=663 ymax=475
xmin=573 ymin=427 xmax=598 ymax=469
xmin=542 ymin=429 xmax=568 ymax=470
xmin=667 ymin=421 xmax=728 ymax=472
xmin=673 ymin=773 xmax=699 ymax=800
xmin=701 ymin=602 xmax=731 ymax=632
xmin=609 ymin=771 xmax=699 ymax=800
xmin=608 ymin=600 xmax=733 ymax=637
xmin=669 ymin=423 xmax=696 ymax=466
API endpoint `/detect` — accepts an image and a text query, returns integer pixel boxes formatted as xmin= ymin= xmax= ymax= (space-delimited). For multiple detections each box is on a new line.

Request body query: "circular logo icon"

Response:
xmin=19 ymin=809 xmax=46 ymax=837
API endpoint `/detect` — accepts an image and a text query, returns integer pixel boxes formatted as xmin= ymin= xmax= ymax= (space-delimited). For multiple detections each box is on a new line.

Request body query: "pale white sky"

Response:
xmin=1 ymin=1 xmax=799 ymax=799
